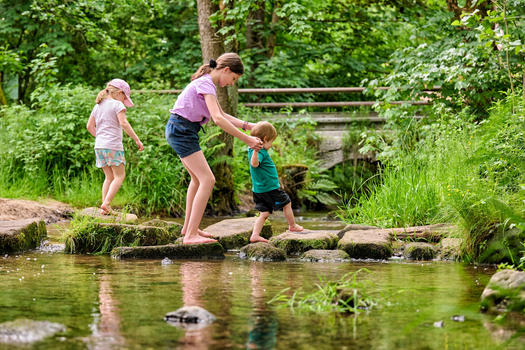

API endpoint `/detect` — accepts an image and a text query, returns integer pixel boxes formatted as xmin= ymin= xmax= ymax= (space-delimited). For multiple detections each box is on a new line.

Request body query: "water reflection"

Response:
xmin=247 ymin=262 xmax=278 ymax=350
xmin=178 ymin=261 xmax=213 ymax=350
xmin=86 ymin=270 xmax=125 ymax=350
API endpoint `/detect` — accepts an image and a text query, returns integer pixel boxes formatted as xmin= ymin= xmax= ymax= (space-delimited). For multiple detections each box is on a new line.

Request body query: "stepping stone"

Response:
xmin=269 ymin=230 xmax=339 ymax=255
xmin=481 ymin=269 xmax=525 ymax=313
xmin=0 ymin=319 xmax=66 ymax=345
xmin=301 ymin=249 xmax=349 ymax=262
xmin=165 ymin=306 xmax=216 ymax=330
xmin=337 ymin=224 xmax=378 ymax=239
xmin=338 ymin=229 xmax=392 ymax=259
xmin=438 ymin=237 xmax=463 ymax=261
xmin=111 ymin=242 xmax=224 ymax=260
xmin=388 ymin=224 xmax=453 ymax=242
xmin=0 ymin=219 xmax=47 ymax=254
xmin=239 ymin=242 xmax=286 ymax=261
xmin=204 ymin=217 xmax=272 ymax=249
xmin=78 ymin=207 xmax=138 ymax=224
xmin=65 ymin=222 xmax=178 ymax=254
xmin=403 ymin=242 xmax=436 ymax=260
xmin=142 ymin=219 xmax=183 ymax=236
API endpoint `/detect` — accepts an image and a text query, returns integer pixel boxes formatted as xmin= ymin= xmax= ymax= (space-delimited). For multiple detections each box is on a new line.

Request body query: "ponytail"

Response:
xmin=95 ymin=85 xmax=121 ymax=104
xmin=190 ymin=52 xmax=244 ymax=81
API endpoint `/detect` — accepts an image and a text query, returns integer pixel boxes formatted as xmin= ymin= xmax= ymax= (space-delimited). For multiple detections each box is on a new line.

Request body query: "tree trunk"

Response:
xmin=0 ymin=72 xmax=7 ymax=105
xmin=196 ymin=0 xmax=238 ymax=216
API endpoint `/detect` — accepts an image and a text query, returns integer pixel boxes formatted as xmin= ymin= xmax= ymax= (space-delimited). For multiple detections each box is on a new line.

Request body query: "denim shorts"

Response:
xmin=94 ymin=149 xmax=125 ymax=168
xmin=165 ymin=113 xmax=202 ymax=158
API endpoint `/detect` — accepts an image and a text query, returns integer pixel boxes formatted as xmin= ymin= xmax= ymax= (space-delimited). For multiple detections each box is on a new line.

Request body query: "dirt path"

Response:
xmin=0 ymin=198 xmax=73 ymax=223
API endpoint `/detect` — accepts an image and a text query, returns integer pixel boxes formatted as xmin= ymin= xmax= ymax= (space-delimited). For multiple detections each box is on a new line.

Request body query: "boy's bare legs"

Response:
xmin=101 ymin=164 xmax=125 ymax=215
xmin=100 ymin=166 xmax=114 ymax=214
xmin=250 ymin=211 xmax=270 ymax=243
xmin=180 ymin=151 xmax=217 ymax=244
xmin=283 ymin=202 xmax=304 ymax=232
xmin=180 ymin=167 xmax=214 ymax=238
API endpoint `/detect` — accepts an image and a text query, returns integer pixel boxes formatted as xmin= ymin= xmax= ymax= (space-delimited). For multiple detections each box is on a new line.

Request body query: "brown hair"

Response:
xmin=250 ymin=121 xmax=277 ymax=142
xmin=191 ymin=52 xmax=244 ymax=81
xmin=95 ymin=85 xmax=121 ymax=104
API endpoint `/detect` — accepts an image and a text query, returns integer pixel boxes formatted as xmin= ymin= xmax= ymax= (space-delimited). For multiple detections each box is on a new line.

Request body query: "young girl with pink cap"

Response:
xmin=87 ymin=79 xmax=144 ymax=215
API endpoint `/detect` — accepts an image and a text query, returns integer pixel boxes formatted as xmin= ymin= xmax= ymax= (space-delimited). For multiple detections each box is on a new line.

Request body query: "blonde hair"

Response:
xmin=95 ymin=85 xmax=121 ymax=104
xmin=250 ymin=121 xmax=277 ymax=142
xmin=191 ymin=52 xmax=244 ymax=81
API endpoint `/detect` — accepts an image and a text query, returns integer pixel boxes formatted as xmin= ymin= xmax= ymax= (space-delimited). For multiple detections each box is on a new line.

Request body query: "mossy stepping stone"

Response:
xmin=403 ymin=242 xmax=436 ymax=260
xmin=204 ymin=217 xmax=272 ymax=249
xmin=269 ymin=230 xmax=339 ymax=255
xmin=438 ymin=238 xmax=463 ymax=261
xmin=111 ymin=242 xmax=224 ymax=260
xmin=338 ymin=229 xmax=392 ymax=259
xmin=0 ymin=219 xmax=47 ymax=254
xmin=239 ymin=242 xmax=286 ymax=261
xmin=78 ymin=207 xmax=138 ymax=224
xmin=301 ymin=249 xmax=349 ymax=262
xmin=142 ymin=219 xmax=183 ymax=236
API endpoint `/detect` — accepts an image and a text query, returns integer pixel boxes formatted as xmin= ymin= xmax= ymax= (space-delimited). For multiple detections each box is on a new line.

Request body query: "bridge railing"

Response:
xmin=132 ymin=86 xmax=440 ymax=108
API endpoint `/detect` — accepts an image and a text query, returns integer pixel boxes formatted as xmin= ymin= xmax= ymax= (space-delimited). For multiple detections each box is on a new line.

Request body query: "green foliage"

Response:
xmin=268 ymin=269 xmax=376 ymax=314
xmin=338 ymin=94 xmax=524 ymax=263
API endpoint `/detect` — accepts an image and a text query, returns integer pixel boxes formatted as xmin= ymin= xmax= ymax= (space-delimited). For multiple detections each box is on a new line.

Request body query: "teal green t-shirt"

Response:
xmin=248 ymin=148 xmax=280 ymax=193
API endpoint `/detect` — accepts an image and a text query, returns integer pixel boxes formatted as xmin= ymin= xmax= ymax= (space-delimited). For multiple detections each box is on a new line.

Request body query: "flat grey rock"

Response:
xmin=239 ymin=242 xmax=286 ymax=261
xmin=269 ymin=230 xmax=339 ymax=255
xmin=338 ymin=229 xmax=392 ymax=259
xmin=78 ymin=207 xmax=138 ymax=223
xmin=0 ymin=219 xmax=47 ymax=254
xmin=301 ymin=249 xmax=349 ymax=262
xmin=481 ymin=270 xmax=525 ymax=313
xmin=165 ymin=306 xmax=216 ymax=330
xmin=204 ymin=217 xmax=272 ymax=249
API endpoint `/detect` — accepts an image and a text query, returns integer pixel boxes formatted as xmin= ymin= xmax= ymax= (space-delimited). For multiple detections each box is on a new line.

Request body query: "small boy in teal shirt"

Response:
xmin=248 ymin=121 xmax=304 ymax=243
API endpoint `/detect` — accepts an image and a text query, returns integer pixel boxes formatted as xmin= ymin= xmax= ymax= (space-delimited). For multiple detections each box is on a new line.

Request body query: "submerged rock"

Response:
xmin=301 ymin=249 xmax=349 ymax=262
xmin=403 ymin=242 xmax=436 ymax=260
xmin=338 ymin=229 xmax=392 ymax=260
xmin=239 ymin=242 xmax=286 ymax=261
xmin=269 ymin=230 xmax=339 ymax=255
xmin=0 ymin=219 xmax=47 ymax=254
xmin=481 ymin=269 xmax=525 ymax=313
xmin=0 ymin=319 xmax=66 ymax=345
xmin=204 ymin=217 xmax=272 ymax=249
xmin=111 ymin=242 xmax=225 ymax=260
xmin=165 ymin=306 xmax=216 ymax=330
xmin=78 ymin=207 xmax=138 ymax=224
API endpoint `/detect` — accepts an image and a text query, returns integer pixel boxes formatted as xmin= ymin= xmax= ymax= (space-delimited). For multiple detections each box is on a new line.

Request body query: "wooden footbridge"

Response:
xmin=134 ymin=87 xmax=436 ymax=169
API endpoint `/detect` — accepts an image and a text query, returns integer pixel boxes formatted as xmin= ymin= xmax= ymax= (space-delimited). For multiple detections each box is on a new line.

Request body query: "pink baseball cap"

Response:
xmin=107 ymin=78 xmax=134 ymax=107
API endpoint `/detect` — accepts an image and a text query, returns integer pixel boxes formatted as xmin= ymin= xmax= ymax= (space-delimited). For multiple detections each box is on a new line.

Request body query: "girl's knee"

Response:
xmin=259 ymin=212 xmax=270 ymax=219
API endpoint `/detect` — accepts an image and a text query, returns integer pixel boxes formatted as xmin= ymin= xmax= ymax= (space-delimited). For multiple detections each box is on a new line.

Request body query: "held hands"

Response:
xmin=136 ymin=139 xmax=144 ymax=151
xmin=246 ymin=136 xmax=263 ymax=150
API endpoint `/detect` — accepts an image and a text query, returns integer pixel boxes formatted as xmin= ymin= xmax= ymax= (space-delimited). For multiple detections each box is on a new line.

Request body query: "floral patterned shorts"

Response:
xmin=95 ymin=149 xmax=126 ymax=168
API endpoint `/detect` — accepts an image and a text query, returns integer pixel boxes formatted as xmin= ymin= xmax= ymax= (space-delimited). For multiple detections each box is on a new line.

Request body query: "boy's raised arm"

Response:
xmin=250 ymin=149 xmax=260 ymax=167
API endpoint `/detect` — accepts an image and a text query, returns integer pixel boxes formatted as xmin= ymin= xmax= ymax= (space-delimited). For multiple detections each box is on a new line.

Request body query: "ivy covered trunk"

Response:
xmin=196 ymin=0 xmax=238 ymax=216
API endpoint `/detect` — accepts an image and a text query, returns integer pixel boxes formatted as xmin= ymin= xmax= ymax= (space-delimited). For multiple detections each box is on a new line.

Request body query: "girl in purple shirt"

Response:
xmin=165 ymin=52 xmax=263 ymax=245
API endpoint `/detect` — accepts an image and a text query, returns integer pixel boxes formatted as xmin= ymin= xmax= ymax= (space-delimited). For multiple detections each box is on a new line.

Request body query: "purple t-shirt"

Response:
xmin=91 ymin=98 xmax=126 ymax=151
xmin=169 ymin=74 xmax=217 ymax=125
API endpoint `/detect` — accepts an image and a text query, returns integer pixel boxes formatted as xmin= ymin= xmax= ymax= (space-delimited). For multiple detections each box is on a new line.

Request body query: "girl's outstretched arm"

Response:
xmin=216 ymin=102 xmax=255 ymax=130
xmin=204 ymin=94 xmax=262 ymax=150
xmin=86 ymin=115 xmax=96 ymax=137
xmin=116 ymin=111 xmax=144 ymax=151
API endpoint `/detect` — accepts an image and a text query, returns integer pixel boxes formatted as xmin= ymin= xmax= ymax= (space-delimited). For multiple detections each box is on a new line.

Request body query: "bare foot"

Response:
xmin=288 ymin=224 xmax=304 ymax=232
xmin=181 ymin=229 xmax=214 ymax=238
xmin=183 ymin=236 xmax=218 ymax=245
xmin=100 ymin=204 xmax=111 ymax=216
xmin=250 ymin=236 xmax=269 ymax=243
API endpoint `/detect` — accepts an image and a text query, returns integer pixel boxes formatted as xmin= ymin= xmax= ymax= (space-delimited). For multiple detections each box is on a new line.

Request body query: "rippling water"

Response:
xmin=0 ymin=214 xmax=523 ymax=349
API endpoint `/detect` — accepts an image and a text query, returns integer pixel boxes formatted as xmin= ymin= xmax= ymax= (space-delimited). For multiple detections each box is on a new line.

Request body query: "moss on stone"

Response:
xmin=271 ymin=237 xmax=338 ymax=255
xmin=404 ymin=242 xmax=436 ymax=260
xmin=64 ymin=221 xmax=177 ymax=254
xmin=111 ymin=242 xmax=225 ymax=260
xmin=338 ymin=241 xmax=392 ymax=260
xmin=142 ymin=219 xmax=183 ymax=237
xmin=0 ymin=220 xmax=47 ymax=253
xmin=239 ymin=242 xmax=286 ymax=261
